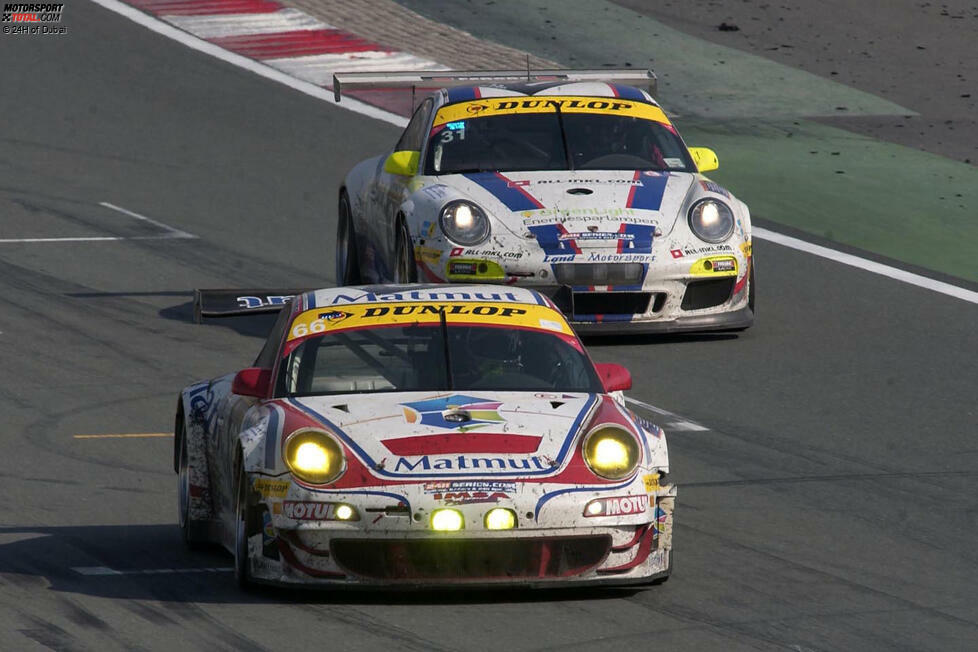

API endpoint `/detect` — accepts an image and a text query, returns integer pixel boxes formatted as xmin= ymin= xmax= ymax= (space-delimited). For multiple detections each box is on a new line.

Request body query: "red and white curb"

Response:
xmin=128 ymin=0 xmax=445 ymax=113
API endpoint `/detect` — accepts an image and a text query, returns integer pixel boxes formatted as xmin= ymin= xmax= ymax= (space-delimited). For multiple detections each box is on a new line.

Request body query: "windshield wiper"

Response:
xmin=549 ymin=100 xmax=573 ymax=171
xmin=440 ymin=308 xmax=454 ymax=390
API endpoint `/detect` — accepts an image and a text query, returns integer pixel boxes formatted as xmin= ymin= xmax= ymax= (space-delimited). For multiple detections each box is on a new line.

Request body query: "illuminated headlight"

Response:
xmin=688 ymin=198 xmax=735 ymax=243
xmin=439 ymin=200 xmax=490 ymax=246
xmin=284 ymin=428 xmax=345 ymax=485
xmin=582 ymin=426 xmax=641 ymax=480
xmin=431 ymin=508 xmax=464 ymax=531
xmin=485 ymin=508 xmax=517 ymax=530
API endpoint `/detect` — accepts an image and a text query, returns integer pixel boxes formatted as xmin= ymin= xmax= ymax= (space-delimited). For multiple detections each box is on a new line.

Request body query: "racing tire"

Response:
xmin=233 ymin=459 xmax=254 ymax=590
xmin=177 ymin=421 xmax=208 ymax=550
xmin=393 ymin=219 xmax=417 ymax=283
xmin=747 ymin=262 xmax=755 ymax=315
xmin=336 ymin=191 xmax=361 ymax=286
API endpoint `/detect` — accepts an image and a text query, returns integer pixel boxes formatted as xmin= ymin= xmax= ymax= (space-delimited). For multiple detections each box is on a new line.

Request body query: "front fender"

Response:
xmin=238 ymin=402 xmax=288 ymax=476
xmin=343 ymin=155 xmax=385 ymax=227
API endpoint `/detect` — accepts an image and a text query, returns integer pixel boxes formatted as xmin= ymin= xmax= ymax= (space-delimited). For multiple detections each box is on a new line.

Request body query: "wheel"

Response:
xmin=177 ymin=422 xmax=207 ymax=549
xmin=393 ymin=219 xmax=417 ymax=283
xmin=335 ymin=191 xmax=361 ymax=286
xmin=233 ymin=460 xmax=253 ymax=590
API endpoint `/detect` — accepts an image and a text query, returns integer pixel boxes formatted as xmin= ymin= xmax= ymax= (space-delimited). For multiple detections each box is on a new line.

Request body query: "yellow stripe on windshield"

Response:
xmin=287 ymin=302 xmax=574 ymax=341
xmin=433 ymin=96 xmax=671 ymax=127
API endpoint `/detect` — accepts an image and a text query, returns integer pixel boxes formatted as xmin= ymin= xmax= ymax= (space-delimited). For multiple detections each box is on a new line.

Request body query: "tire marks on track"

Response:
xmin=295 ymin=603 xmax=457 ymax=652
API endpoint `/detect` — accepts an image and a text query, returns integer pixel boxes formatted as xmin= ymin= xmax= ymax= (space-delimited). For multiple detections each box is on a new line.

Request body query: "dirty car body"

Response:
xmin=337 ymin=73 xmax=753 ymax=334
xmin=175 ymin=284 xmax=676 ymax=588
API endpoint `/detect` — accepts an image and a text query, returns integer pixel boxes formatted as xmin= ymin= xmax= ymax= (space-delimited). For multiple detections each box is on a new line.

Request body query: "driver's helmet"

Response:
xmin=462 ymin=327 xmax=523 ymax=373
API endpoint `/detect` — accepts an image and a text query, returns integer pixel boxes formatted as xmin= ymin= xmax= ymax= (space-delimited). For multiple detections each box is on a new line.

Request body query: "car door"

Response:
xmin=364 ymin=98 xmax=434 ymax=281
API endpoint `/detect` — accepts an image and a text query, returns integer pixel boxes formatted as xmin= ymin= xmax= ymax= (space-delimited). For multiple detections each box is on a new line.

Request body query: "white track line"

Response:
xmin=0 ymin=201 xmax=196 ymax=243
xmin=0 ymin=236 xmax=147 ymax=243
xmin=163 ymin=8 xmax=331 ymax=39
xmin=753 ymin=227 xmax=978 ymax=305
xmin=624 ymin=396 xmax=710 ymax=432
xmin=73 ymin=566 xmax=232 ymax=576
xmin=89 ymin=0 xmax=408 ymax=128
xmin=100 ymin=201 xmax=196 ymax=239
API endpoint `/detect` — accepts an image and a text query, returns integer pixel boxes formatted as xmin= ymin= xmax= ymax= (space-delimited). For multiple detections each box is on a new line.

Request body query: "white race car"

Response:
xmin=176 ymin=284 xmax=675 ymax=588
xmin=335 ymin=70 xmax=753 ymax=334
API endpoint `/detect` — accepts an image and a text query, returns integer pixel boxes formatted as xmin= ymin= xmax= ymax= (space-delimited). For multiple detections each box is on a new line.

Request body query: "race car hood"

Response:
xmin=290 ymin=391 xmax=601 ymax=480
xmin=439 ymin=169 xmax=696 ymax=238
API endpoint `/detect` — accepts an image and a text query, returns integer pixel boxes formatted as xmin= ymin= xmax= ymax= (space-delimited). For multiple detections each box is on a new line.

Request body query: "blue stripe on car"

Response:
xmin=462 ymin=172 xmax=544 ymax=212
xmin=611 ymin=84 xmax=646 ymax=102
xmin=626 ymin=173 xmax=670 ymax=211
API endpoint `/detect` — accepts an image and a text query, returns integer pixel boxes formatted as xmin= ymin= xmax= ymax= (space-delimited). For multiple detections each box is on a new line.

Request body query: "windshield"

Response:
xmin=276 ymin=323 xmax=603 ymax=396
xmin=425 ymin=107 xmax=695 ymax=175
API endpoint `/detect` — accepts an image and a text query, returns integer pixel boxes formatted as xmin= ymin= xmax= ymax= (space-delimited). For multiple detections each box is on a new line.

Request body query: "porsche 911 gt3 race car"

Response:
xmin=176 ymin=284 xmax=676 ymax=588
xmin=334 ymin=70 xmax=753 ymax=334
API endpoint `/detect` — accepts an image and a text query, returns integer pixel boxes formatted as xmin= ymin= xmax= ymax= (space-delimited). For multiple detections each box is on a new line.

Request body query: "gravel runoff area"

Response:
xmin=613 ymin=0 xmax=978 ymax=167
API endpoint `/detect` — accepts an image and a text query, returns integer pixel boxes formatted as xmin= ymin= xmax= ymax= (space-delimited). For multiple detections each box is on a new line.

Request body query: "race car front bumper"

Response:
xmin=538 ymin=271 xmax=753 ymax=335
xmin=254 ymin=523 xmax=671 ymax=589
xmin=571 ymin=305 xmax=753 ymax=335
xmin=244 ymin=487 xmax=676 ymax=589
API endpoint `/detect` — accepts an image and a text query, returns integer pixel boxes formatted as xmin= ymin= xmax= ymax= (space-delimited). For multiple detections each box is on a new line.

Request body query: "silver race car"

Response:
xmin=176 ymin=285 xmax=676 ymax=588
xmin=335 ymin=70 xmax=753 ymax=334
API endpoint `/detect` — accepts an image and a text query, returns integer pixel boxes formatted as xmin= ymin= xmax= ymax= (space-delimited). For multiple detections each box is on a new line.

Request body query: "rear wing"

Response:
xmin=193 ymin=288 xmax=311 ymax=323
xmin=332 ymin=69 xmax=657 ymax=102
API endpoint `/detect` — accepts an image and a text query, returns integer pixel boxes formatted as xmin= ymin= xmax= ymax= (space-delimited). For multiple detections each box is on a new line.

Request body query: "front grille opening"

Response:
xmin=553 ymin=263 xmax=645 ymax=286
xmin=681 ymin=278 xmax=735 ymax=311
xmin=331 ymin=536 xmax=611 ymax=581
xmin=573 ymin=292 xmax=652 ymax=316
xmin=651 ymin=293 xmax=667 ymax=313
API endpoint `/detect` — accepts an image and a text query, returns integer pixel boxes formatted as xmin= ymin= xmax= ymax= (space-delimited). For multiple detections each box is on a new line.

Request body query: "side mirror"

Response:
xmin=594 ymin=362 xmax=632 ymax=393
xmin=383 ymin=150 xmax=420 ymax=176
xmin=232 ymin=367 xmax=272 ymax=398
xmin=688 ymin=147 xmax=719 ymax=173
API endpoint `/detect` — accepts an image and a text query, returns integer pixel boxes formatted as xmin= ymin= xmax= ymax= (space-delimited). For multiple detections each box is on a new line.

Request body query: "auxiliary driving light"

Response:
xmin=431 ymin=508 xmax=464 ymax=531
xmin=334 ymin=504 xmax=356 ymax=521
xmin=484 ymin=508 xmax=517 ymax=530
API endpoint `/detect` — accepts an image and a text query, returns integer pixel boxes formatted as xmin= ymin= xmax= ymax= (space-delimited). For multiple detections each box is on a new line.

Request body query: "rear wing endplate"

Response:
xmin=332 ymin=69 xmax=657 ymax=102
xmin=193 ymin=288 xmax=311 ymax=323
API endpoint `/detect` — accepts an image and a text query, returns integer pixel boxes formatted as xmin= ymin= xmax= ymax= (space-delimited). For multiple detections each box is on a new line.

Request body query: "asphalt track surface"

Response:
xmin=1 ymin=2 xmax=977 ymax=651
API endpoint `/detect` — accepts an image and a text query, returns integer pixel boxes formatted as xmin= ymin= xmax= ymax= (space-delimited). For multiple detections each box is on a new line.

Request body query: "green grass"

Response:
xmin=683 ymin=118 xmax=978 ymax=282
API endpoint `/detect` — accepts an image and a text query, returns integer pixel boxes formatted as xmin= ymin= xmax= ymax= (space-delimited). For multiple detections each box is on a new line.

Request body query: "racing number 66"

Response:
xmin=292 ymin=320 xmax=327 ymax=338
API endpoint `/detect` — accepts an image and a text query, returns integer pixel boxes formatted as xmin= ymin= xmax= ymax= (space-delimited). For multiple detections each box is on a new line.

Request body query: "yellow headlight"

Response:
xmin=583 ymin=426 xmax=640 ymax=480
xmin=431 ymin=508 xmax=464 ymax=531
xmin=485 ymin=508 xmax=517 ymax=530
xmin=284 ymin=429 xmax=345 ymax=485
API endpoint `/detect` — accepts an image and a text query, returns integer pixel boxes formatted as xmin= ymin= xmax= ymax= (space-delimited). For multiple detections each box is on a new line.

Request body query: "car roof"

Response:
xmin=438 ymin=82 xmax=658 ymax=107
